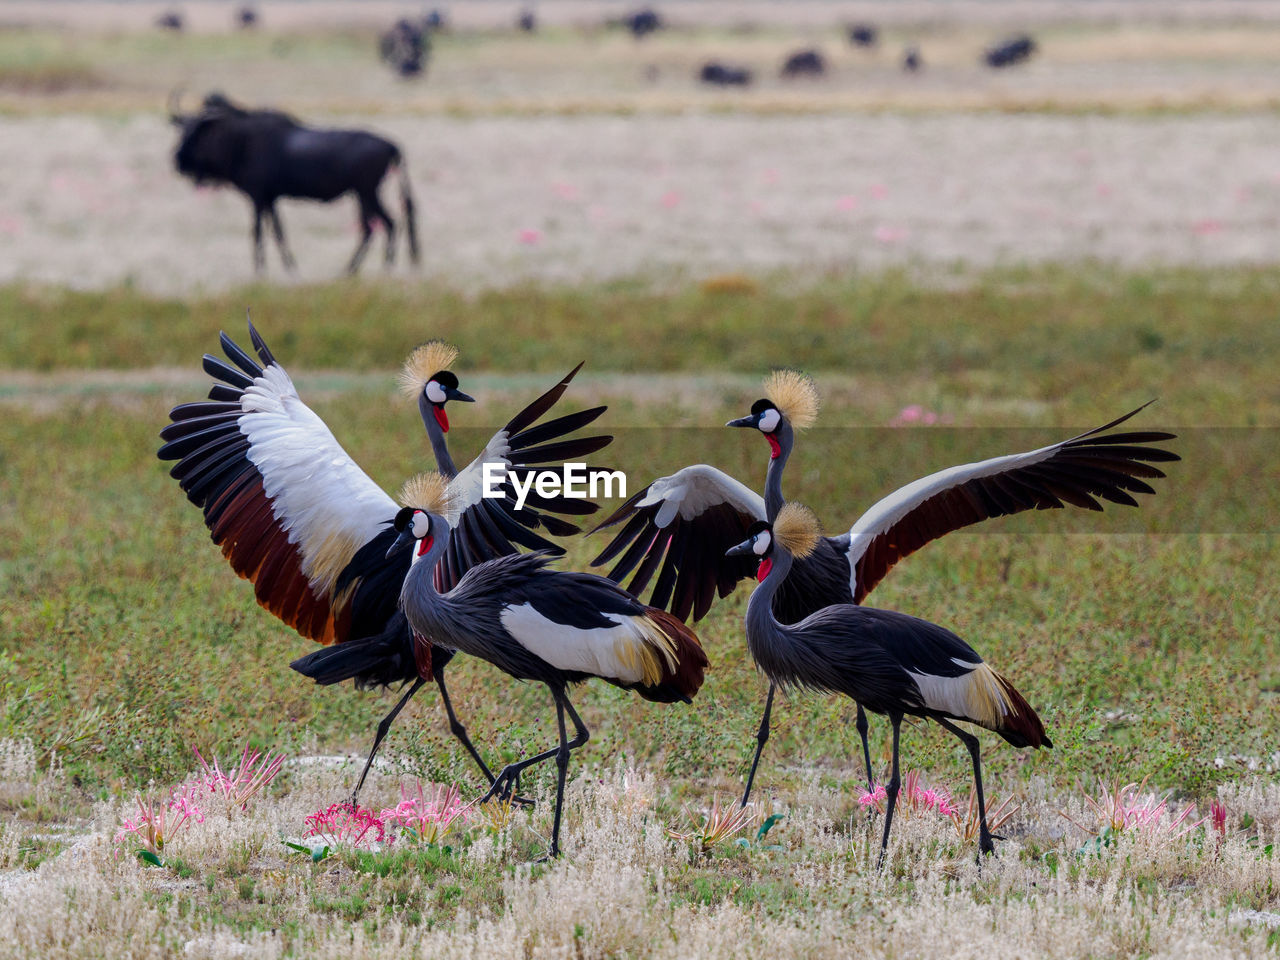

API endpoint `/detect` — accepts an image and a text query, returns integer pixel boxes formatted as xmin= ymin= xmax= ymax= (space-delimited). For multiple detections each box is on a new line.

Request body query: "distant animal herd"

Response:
xmin=160 ymin=8 xmax=1040 ymax=274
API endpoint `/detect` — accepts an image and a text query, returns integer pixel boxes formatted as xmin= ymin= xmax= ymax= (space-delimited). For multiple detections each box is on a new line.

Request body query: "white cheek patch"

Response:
xmin=753 ymin=531 xmax=772 ymax=556
xmin=411 ymin=511 xmax=431 ymax=539
xmin=425 ymin=381 xmax=447 ymax=404
xmin=757 ymin=408 xmax=781 ymax=433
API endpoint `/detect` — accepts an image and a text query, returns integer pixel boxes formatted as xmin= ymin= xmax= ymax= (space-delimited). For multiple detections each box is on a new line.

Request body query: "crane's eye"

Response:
xmin=752 ymin=531 xmax=772 ymax=556
xmin=757 ymin=408 xmax=781 ymax=433
xmin=425 ymin=380 xmax=447 ymax=404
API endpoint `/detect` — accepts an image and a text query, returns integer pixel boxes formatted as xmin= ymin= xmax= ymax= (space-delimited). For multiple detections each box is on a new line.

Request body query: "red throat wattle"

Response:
xmin=756 ymin=558 xmax=773 ymax=582
xmin=433 ymin=405 xmax=449 ymax=433
xmin=416 ymin=535 xmax=434 ymax=557
xmin=766 ymin=434 xmax=782 ymax=460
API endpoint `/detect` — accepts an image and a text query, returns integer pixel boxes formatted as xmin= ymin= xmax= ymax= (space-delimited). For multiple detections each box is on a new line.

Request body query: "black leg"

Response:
xmin=432 ymin=661 xmax=496 ymax=784
xmin=876 ymin=711 xmax=903 ymax=870
xmin=251 ymin=204 xmax=266 ymax=273
xmin=935 ymin=717 xmax=996 ymax=857
xmin=548 ymin=689 xmax=590 ymax=859
xmin=268 ymin=206 xmax=296 ymax=271
xmin=349 ymin=677 xmax=425 ymax=805
xmin=855 ymin=703 xmax=874 ymax=792
xmin=740 ymin=683 xmax=776 ymax=808
xmin=347 ymin=204 xmax=374 ymax=275
xmin=365 ymin=194 xmax=395 ymax=266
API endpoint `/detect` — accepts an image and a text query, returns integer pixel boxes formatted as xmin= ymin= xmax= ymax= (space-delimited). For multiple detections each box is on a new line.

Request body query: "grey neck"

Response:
xmin=763 ymin=421 xmax=795 ymax=521
xmin=418 ymin=394 xmax=458 ymax=477
xmin=401 ymin=514 xmax=453 ymax=610
xmin=744 ymin=546 xmax=794 ymax=657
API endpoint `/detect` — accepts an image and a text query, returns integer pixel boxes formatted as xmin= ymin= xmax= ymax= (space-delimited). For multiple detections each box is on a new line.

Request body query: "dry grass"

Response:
xmin=0 ymin=756 xmax=1277 ymax=958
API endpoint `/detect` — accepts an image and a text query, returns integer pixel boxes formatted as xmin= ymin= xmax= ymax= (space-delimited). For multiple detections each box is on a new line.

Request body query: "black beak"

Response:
xmin=386 ymin=529 xmax=415 ymax=559
xmin=726 ymin=416 xmax=756 ymax=429
xmin=446 ymin=387 xmax=475 ymax=403
xmin=725 ymin=539 xmax=754 ymax=557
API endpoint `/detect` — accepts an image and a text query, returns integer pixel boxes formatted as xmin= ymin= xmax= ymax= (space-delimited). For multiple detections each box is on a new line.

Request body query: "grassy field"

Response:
xmin=2 ymin=4 xmax=1279 ymax=954
xmin=1 ymin=265 xmax=1278 ymax=956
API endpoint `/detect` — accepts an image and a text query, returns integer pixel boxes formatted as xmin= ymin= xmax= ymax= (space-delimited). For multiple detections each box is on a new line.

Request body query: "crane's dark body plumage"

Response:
xmin=593 ymin=388 xmax=1175 ymax=805
xmin=158 ymin=323 xmax=611 ymax=801
xmin=396 ymin=511 xmax=707 ymax=856
xmin=733 ymin=517 xmax=1050 ymax=859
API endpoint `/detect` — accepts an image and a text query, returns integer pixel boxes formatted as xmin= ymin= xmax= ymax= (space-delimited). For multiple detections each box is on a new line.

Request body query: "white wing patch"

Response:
xmin=907 ymin=660 xmax=1012 ymax=727
xmin=238 ymin=363 xmax=397 ymax=596
xmin=449 ymin=429 xmax=513 ymax=519
xmin=638 ymin=464 xmax=765 ymax=528
xmin=500 ymin=603 xmax=676 ymax=685
xmin=844 ymin=444 xmax=1061 ymax=591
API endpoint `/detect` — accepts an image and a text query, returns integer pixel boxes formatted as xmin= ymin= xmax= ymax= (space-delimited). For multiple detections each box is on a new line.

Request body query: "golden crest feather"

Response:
xmin=397 ymin=472 xmax=453 ymax=515
xmin=399 ymin=340 xmax=459 ymax=399
xmin=773 ymin=502 xmax=822 ymax=559
xmin=763 ymin=370 xmax=819 ymax=429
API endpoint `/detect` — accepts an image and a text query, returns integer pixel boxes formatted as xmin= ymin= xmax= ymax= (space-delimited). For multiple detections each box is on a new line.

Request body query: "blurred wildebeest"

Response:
xmin=848 ymin=24 xmax=878 ymax=48
xmin=380 ymin=18 xmax=430 ymax=77
xmin=699 ymin=62 xmax=752 ymax=87
xmin=155 ymin=11 xmax=184 ymax=32
xmin=517 ymin=8 xmax=537 ymax=33
xmin=237 ymin=6 xmax=258 ymax=29
xmin=780 ymin=49 xmax=825 ymax=79
xmin=424 ymin=9 xmax=449 ymax=32
xmin=903 ymin=46 xmax=922 ymax=72
xmin=169 ymin=92 xmax=419 ymax=275
xmin=984 ymin=34 xmax=1037 ymax=68
xmin=622 ymin=9 xmax=662 ymax=39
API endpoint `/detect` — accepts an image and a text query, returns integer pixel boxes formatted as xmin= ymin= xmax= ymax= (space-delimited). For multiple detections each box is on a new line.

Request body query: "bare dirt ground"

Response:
xmin=2 ymin=111 xmax=1279 ymax=293
xmin=2 ymin=3 xmax=1279 ymax=293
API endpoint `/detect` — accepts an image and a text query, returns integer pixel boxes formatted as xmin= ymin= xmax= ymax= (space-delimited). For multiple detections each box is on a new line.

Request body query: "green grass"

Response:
xmin=1 ymin=265 xmax=1277 ymax=957
xmin=4 ymin=264 xmax=1280 ymax=422
xmin=1 ymin=264 xmax=1276 ymax=807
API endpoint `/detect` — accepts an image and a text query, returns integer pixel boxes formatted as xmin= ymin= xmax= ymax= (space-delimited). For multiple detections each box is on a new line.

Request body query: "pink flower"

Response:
xmin=859 ymin=785 xmax=887 ymax=808
xmin=552 ymin=182 xmax=579 ymax=201
xmin=869 ymin=183 xmax=888 ymax=200
xmin=1096 ymin=183 xmax=1113 ymax=198
xmin=193 ymin=744 xmax=285 ymax=812
xmin=1209 ymin=800 xmax=1228 ymax=838
xmin=836 ymin=195 xmax=858 ymax=212
xmin=874 ymin=225 xmax=907 ymax=244
xmin=762 ymin=168 xmax=780 ymax=185
xmin=1192 ymin=219 xmax=1223 ymax=236
xmin=379 ymin=780 xmax=471 ymax=844
xmin=889 ymin=404 xmax=940 ymax=427
xmin=660 ymin=190 xmax=682 ymax=209
xmin=518 ymin=228 xmax=543 ymax=245
xmin=305 ymin=802 xmax=387 ymax=849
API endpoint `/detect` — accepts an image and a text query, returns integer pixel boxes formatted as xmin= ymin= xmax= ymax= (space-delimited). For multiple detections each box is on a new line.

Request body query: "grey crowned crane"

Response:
xmin=157 ymin=324 xmax=611 ymax=802
xmin=592 ymin=372 xmax=1177 ymax=805
xmin=391 ymin=474 xmax=708 ymax=859
xmin=726 ymin=503 xmax=1052 ymax=862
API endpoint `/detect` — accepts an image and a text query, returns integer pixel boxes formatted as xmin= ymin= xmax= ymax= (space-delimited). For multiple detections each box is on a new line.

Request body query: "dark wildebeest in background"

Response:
xmin=699 ymin=62 xmax=752 ymax=87
xmin=517 ymin=8 xmax=537 ymax=33
xmin=424 ymin=9 xmax=449 ymax=32
xmin=780 ymin=49 xmax=826 ymax=79
xmin=155 ymin=11 xmax=184 ymax=32
xmin=169 ymin=93 xmax=419 ymax=275
xmin=621 ymin=9 xmax=662 ymax=38
xmin=236 ymin=6 xmax=258 ymax=29
xmin=985 ymin=34 xmax=1037 ymax=68
xmin=380 ymin=18 xmax=431 ymax=77
xmin=903 ymin=46 xmax=922 ymax=72
xmin=848 ymin=24 xmax=878 ymax=48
